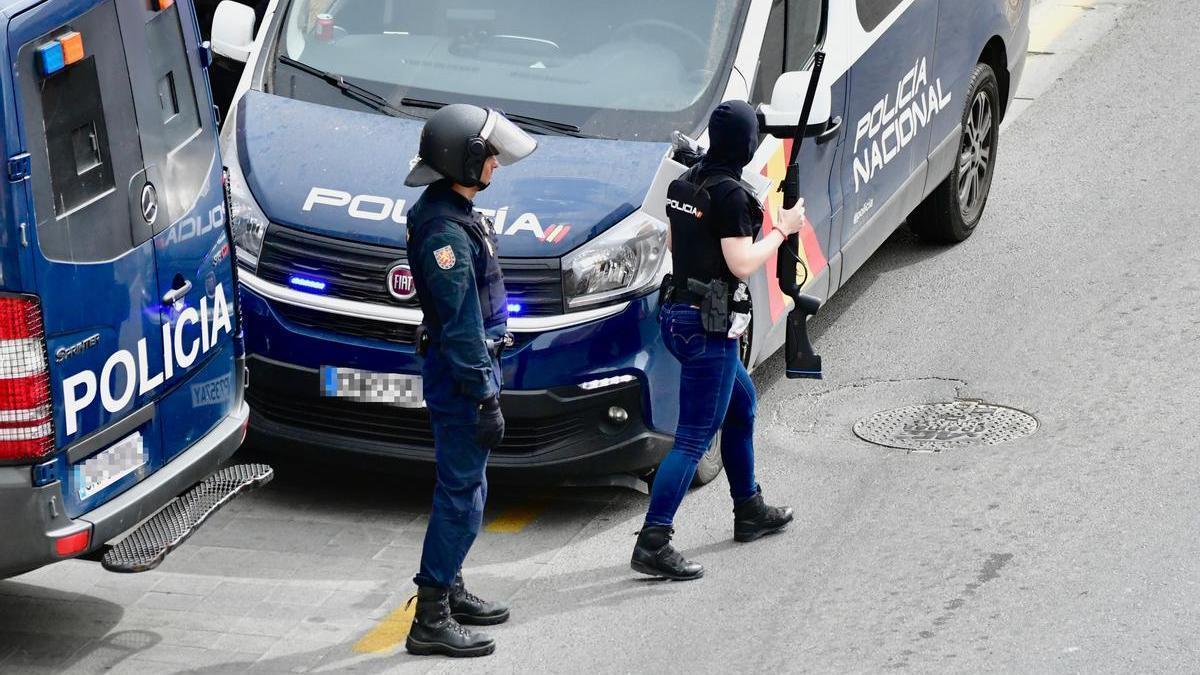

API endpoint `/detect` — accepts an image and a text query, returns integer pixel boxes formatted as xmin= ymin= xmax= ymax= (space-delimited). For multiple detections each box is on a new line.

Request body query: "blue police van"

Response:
xmin=0 ymin=0 xmax=269 ymax=579
xmin=214 ymin=0 xmax=1027 ymax=484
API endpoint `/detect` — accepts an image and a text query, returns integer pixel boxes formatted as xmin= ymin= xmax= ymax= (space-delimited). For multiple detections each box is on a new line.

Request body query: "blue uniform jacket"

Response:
xmin=408 ymin=182 xmax=508 ymax=414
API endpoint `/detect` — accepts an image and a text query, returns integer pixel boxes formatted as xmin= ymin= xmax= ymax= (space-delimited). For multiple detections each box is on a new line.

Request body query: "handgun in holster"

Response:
xmin=687 ymin=278 xmax=731 ymax=334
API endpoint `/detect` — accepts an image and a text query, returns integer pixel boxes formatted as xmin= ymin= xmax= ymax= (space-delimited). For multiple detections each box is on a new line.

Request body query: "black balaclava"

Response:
xmin=698 ymin=100 xmax=759 ymax=179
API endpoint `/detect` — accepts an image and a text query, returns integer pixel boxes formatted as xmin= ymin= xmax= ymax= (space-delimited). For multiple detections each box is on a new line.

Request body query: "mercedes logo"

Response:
xmin=140 ymin=183 xmax=158 ymax=225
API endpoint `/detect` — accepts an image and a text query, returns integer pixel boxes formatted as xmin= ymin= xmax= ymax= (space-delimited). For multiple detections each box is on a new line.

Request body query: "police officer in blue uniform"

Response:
xmin=402 ymin=104 xmax=537 ymax=658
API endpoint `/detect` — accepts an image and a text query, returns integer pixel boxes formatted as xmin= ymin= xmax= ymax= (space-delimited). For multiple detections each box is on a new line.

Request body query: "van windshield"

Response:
xmin=273 ymin=0 xmax=747 ymax=141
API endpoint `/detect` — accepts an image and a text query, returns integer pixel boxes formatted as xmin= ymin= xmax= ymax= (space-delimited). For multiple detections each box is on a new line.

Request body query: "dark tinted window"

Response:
xmin=41 ymin=59 xmax=116 ymax=217
xmin=752 ymin=0 xmax=825 ymax=105
xmin=786 ymin=0 xmax=823 ymax=71
xmin=18 ymin=1 xmax=149 ymax=263
xmin=139 ymin=4 xmax=209 ymax=230
xmin=752 ymin=0 xmax=786 ymax=105
xmin=856 ymin=0 xmax=903 ymax=32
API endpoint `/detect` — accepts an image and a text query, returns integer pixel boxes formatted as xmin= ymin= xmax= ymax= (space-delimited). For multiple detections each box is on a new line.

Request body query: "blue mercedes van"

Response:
xmin=0 ymin=0 xmax=269 ymax=578
xmin=214 ymin=0 xmax=1027 ymax=484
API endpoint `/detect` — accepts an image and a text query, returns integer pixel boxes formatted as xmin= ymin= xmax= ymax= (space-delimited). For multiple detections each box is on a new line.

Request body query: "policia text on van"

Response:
xmin=0 ymin=0 xmax=269 ymax=579
xmin=214 ymin=0 xmax=1026 ymax=482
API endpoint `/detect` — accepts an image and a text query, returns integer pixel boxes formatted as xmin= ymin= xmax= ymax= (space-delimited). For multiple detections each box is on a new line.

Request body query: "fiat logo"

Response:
xmin=387 ymin=263 xmax=416 ymax=301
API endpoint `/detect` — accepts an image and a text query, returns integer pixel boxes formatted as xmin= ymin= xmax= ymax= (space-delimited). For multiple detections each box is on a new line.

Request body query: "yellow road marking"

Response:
xmin=352 ymin=600 xmax=416 ymax=654
xmin=485 ymin=502 xmax=544 ymax=533
xmin=1028 ymin=1 xmax=1096 ymax=53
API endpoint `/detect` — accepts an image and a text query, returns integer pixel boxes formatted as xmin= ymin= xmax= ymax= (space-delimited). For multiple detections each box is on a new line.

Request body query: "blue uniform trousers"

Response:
xmin=413 ymin=347 xmax=501 ymax=589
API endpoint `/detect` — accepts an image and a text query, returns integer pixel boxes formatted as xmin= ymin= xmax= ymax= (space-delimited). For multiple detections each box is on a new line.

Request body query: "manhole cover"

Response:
xmin=854 ymin=401 xmax=1037 ymax=452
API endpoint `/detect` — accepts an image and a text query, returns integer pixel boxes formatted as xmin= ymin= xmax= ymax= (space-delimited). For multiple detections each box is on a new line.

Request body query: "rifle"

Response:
xmin=776 ymin=52 xmax=826 ymax=379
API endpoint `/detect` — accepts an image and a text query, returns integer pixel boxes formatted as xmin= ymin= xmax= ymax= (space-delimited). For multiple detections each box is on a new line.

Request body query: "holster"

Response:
xmin=658 ymin=273 xmax=675 ymax=310
xmin=415 ymin=324 xmax=430 ymax=357
xmin=687 ymin=278 xmax=731 ymax=334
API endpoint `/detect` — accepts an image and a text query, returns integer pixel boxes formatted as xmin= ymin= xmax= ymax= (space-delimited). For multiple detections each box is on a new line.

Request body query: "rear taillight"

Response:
xmin=0 ymin=295 xmax=54 ymax=461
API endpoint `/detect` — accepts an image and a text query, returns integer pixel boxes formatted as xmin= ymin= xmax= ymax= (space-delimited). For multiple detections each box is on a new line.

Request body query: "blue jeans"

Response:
xmin=645 ymin=304 xmax=759 ymax=527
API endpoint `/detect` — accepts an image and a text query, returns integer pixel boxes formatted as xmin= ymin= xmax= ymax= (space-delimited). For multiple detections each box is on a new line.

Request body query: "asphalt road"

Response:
xmin=3 ymin=0 xmax=1198 ymax=672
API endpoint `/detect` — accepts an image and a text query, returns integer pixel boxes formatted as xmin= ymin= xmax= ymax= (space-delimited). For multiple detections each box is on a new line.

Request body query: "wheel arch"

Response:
xmin=979 ymin=35 xmax=1011 ymax=119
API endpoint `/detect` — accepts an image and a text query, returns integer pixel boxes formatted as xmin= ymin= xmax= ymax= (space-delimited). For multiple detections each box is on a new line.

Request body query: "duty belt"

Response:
xmin=415 ymin=325 xmax=511 ymax=359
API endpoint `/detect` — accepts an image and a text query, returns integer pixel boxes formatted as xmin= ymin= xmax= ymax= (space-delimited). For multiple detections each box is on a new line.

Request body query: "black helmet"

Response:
xmin=405 ymin=104 xmax=538 ymax=188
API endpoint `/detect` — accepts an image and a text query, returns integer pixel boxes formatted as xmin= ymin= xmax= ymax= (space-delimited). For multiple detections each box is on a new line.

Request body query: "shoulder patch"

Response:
xmin=433 ymin=245 xmax=456 ymax=270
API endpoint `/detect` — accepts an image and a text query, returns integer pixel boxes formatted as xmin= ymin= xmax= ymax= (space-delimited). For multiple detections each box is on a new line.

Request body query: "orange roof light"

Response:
xmin=154 ymin=0 xmax=175 ymax=9
xmin=58 ymin=31 xmax=84 ymax=65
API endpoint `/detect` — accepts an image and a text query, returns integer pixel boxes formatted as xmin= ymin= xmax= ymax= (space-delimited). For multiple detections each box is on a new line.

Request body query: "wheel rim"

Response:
xmin=957 ymin=89 xmax=995 ymax=224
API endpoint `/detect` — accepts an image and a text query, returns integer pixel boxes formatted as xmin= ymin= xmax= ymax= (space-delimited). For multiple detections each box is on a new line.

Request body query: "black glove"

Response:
xmin=474 ymin=394 xmax=505 ymax=448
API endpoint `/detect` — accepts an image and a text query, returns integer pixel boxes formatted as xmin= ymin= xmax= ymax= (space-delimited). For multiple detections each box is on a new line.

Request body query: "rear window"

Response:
xmin=17 ymin=1 xmax=146 ymax=263
xmin=41 ymin=58 xmax=116 ymax=218
xmin=140 ymin=4 xmax=211 ymax=228
xmin=17 ymin=1 xmax=211 ymax=264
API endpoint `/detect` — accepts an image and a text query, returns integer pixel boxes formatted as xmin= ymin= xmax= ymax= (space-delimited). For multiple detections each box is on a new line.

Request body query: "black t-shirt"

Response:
xmin=671 ymin=170 xmax=762 ymax=298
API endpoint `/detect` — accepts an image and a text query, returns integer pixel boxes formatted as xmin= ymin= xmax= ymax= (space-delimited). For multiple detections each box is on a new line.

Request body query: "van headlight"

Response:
xmin=222 ymin=129 xmax=268 ymax=272
xmin=562 ymin=211 xmax=668 ymax=309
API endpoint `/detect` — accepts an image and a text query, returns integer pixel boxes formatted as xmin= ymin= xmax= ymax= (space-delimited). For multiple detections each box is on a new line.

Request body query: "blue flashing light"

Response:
xmin=289 ymin=275 xmax=328 ymax=292
xmin=507 ymin=303 xmax=523 ymax=314
xmin=36 ymin=41 xmax=65 ymax=77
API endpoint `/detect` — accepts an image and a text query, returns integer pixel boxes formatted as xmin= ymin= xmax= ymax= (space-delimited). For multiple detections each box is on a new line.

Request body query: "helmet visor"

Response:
xmin=481 ymin=110 xmax=538 ymax=167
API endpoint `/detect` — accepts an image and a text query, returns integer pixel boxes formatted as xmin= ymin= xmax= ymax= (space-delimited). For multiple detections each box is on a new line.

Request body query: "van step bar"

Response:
xmin=101 ymin=464 xmax=273 ymax=573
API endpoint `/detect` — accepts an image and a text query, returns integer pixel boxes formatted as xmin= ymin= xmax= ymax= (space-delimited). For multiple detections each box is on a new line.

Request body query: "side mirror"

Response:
xmin=212 ymin=1 xmax=256 ymax=63
xmin=757 ymin=70 xmax=841 ymax=143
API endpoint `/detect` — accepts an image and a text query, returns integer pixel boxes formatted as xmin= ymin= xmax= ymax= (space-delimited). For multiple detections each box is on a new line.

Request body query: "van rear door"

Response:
xmin=113 ymin=0 xmax=236 ymax=460
xmin=8 ymin=0 xmax=170 ymax=518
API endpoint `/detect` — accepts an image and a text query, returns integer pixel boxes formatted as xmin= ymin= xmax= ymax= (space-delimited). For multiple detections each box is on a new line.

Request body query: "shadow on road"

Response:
xmin=0 ymin=582 xmax=144 ymax=672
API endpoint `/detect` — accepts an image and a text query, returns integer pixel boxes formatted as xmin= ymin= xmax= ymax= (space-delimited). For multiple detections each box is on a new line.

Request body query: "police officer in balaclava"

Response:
xmin=631 ymin=100 xmax=807 ymax=580
xmin=403 ymin=104 xmax=536 ymax=657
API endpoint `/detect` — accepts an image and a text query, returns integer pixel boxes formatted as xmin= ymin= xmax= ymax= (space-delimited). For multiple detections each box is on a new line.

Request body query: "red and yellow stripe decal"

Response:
xmin=758 ymin=139 xmax=828 ymax=323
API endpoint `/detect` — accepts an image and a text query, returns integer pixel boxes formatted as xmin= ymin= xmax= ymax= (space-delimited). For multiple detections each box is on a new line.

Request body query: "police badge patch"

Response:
xmin=433 ymin=245 xmax=456 ymax=269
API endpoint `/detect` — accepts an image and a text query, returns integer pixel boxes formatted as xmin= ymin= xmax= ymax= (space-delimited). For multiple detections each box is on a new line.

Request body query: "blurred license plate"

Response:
xmin=73 ymin=432 xmax=146 ymax=501
xmin=321 ymin=366 xmax=424 ymax=408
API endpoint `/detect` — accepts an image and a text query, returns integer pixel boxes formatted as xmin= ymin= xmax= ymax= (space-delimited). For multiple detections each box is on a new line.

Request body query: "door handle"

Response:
xmin=816 ymin=116 xmax=842 ymax=145
xmin=162 ymin=280 xmax=193 ymax=305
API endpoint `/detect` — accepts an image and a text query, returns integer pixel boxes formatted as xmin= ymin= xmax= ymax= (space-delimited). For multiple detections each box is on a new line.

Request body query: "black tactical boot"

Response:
xmin=450 ymin=573 xmax=511 ymax=626
xmin=733 ymin=489 xmax=794 ymax=543
xmin=405 ymin=586 xmax=496 ymax=658
xmin=630 ymin=525 xmax=704 ymax=581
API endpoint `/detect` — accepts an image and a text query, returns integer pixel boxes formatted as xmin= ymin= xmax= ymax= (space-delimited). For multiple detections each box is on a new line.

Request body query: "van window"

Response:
xmin=17 ymin=1 xmax=148 ymax=263
xmin=786 ymin=0 xmax=823 ymax=72
xmin=137 ymin=3 xmax=210 ymax=230
xmin=41 ymin=59 xmax=116 ymax=218
xmin=751 ymin=0 xmax=824 ymax=106
xmin=856 ymin=0 xmax=903 ymax=32
xmin=752 ymin=0 xmax=786 ymax=106
xmin=274 ymin=0 xmax=749 ymax=141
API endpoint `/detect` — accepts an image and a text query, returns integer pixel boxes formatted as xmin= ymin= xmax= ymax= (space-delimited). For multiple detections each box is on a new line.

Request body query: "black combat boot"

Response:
xmin=733 ymin=489 xmax=794 ymax=543
xmin=450 ymin=573 xmax=511 ymax=626
xmin=405 ymin=586 xmax=496 ymax=658
xmin=630 ymin=525 xmax=704 ymax=581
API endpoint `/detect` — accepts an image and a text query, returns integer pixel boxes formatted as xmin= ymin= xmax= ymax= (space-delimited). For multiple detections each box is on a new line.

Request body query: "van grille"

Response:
xmin=247 ymin=379 xmax=590 ymax=456
xmin=257 ymin=224 xmax=564 ymax=315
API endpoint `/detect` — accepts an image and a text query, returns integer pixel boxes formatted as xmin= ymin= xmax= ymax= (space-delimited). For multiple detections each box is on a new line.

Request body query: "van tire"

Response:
xmin=909 ymin=63 xmax=1001 ymax=243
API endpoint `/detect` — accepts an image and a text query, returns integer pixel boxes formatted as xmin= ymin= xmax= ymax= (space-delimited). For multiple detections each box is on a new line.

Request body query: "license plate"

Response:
xmin=321 ymin=366 xmax=424 ymax=408
xmin=72 ymin=432 xmax=147 ymax=502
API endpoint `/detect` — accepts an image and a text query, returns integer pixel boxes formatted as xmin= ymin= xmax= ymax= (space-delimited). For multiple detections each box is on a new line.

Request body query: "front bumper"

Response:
xmin=247 ymin=357 xmax=672 ymax=477
xmin=0 ymin=402 xmax=250 ymax=579
xmin=240 ymin=276 xmax=682 ymax=477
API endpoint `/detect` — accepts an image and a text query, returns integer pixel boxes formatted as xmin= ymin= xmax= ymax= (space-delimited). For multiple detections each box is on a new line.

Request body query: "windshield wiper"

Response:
xmin=278 ymin=55 xmax=422 ymax=120
xmin=399 ymin=96 xmax=607 ymax=139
